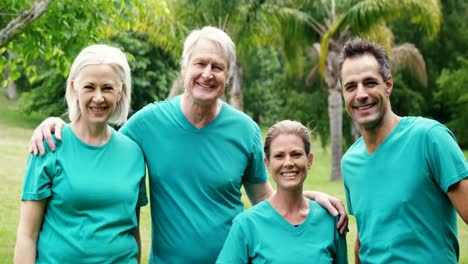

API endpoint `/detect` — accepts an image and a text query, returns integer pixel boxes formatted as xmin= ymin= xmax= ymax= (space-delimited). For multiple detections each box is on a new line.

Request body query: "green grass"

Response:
xmin=1 ymin=97 xmax=467 ymax=263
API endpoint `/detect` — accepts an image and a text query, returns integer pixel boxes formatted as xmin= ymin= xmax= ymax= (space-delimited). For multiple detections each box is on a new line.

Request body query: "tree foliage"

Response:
xmin=436 ymin=57 xmax=468 ymax=147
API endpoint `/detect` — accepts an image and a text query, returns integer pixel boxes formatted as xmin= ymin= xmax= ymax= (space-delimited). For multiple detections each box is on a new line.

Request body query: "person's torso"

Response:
xmin=36 ymin=125 xmax=145 ymax=263
xmin=342 ymin=117 xmax=460 ymax=263
xmin=121 ymin=96 xmax=268 ymax=263
xmin=239 ymin=200 xmax=343 ymax=263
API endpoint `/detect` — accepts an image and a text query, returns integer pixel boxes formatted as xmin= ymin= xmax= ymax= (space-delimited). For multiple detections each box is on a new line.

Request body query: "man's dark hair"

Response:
xmin=338 ymin=38 xmax=391 ymax=83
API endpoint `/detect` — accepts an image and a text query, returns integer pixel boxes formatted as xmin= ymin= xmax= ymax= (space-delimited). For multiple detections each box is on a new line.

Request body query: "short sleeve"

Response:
xmin=344 ymin=184 xmax=353 ymax=216
xmin=425 ymin=124 xmax=468 ymax=192
xmin=242 ymin=123 xmax=268 ymax=184
xmin=216 ymin=219 xmax=249 ymax=264
xmin=333 ymin=217 xmax=349 ymax=264
xmin=21 ymin=149 xmax=58 ymax=201
xmin=137 ymin=174 xmax=148 ymax=207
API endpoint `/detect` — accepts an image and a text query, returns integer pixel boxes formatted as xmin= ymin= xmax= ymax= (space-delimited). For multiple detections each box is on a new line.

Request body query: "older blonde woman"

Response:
xmin=14 ymin=44 xmax=147 ymax=263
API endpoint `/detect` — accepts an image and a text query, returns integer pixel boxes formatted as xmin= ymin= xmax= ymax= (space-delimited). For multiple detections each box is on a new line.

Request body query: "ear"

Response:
xmin=307 ymin=153 xmax=314 ymax=170
xmin=118 ymin=83 xmax=125 ymax=102
xmin=71 ymin=80 xmax=78 ymax=95
xmin=181 ymin=65 xmax=186 ymax=77
xmin=264 ymin=156 xmax=271 ymax=173
xmin=385 ymin=75 xmax=393 ymax=96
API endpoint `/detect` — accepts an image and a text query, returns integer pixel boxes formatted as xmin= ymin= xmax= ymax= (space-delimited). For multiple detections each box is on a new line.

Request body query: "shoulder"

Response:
xmin=404 ymin=116 xmax=440 ymax=129
xmin=233 ymin=200 xmax=270 ymax=224
xmin=402 ymin=116 xmax=454 ymax=140
xmin=111 ymin=128 xmax=143 ymax=154
xmin=221 ymin=101 xmax=259 ymax=132
xmin=133 ymin=96 xmax=179 ymax=118
xmin=309 ymin=200 xmax=336 ymax=223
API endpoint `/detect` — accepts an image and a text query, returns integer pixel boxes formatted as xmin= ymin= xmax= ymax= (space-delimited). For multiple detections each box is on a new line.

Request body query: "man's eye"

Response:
xmin=345 ymin=85 xmax=355 ymax=91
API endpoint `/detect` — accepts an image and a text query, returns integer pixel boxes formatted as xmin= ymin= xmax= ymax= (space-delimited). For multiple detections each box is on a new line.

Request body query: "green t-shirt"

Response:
xmin=342 ymin=117 xmax=468 ymax=263
xmin=22 ymin=125 xmax=147 ymax=263
xmin=120 ymin=96 xmax=268 ymax=263
xmin=217 ymin=200 xmax=348 ymax=263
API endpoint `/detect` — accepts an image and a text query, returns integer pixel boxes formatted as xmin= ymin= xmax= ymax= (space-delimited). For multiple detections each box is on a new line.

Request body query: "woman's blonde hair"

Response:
xmin=65 ymin=44 xmax=131 ymax=126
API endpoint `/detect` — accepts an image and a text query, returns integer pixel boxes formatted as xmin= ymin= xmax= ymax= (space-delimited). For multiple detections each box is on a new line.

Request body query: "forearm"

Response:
xmin=14 ymin=236 xmax=37 ymax=264
xmin=134 ymin=229 xmax=142 ymax=263
xmin=354 ymin=236 xmax=361 ymax=264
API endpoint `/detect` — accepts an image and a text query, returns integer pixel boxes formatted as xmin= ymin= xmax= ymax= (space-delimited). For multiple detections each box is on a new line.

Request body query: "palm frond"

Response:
xmin=391 ymin=43 xmax=427 ymax=87
xmin=318 ymin=0 xmax=441 ymax=77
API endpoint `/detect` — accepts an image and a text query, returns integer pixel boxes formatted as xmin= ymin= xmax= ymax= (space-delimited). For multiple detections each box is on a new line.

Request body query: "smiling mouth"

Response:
xmin=90 ymin=107 xmax=107 ymax=113
xmin=281 ymin=172 xmax=298 ymax=178
xmin=197 ymin=82 xmax=215 ymax=88
xmin=353 ymin=103 xmax=376 ymax=110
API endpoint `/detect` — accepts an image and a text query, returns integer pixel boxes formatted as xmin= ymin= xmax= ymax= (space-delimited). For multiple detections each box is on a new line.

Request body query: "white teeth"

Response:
xmin=357 ymin=105 xmax=372 ymax=110
xmin=90 ymin=107 xmax=105 ymax=112
xmin=282 ymin=172 xmax=298 ymax=177
xmin=198 ymin=83 xmax=213 ymax=88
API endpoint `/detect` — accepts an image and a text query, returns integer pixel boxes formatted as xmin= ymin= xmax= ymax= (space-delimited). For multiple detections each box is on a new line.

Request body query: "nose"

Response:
xmin=93 ymin=89 xmax=104 ymax=103
xmin=355 ymin=84 xmax=368 ymax=101
xmin=201 ymin=66 xmax=214 ymax=79
xmin=284 ymin=156 xmax=294 ymax=168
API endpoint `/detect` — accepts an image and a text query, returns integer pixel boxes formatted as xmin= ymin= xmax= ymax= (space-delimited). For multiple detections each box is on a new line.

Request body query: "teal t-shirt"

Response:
xmin=342 ymin=117 xmax=468 ymax=263
xmin=120 ymin=96 xmax=268 ymax=263
xmin=21 ymin=125 xmax=147 ymax=264
xmin=216 ymin=200 xmax=348 ymax=264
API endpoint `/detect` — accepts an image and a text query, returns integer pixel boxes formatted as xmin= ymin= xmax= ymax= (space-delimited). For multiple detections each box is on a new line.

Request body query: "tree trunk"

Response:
xmin=229 ymin=59 xmax=243 ymax=111
xmin=167 ymin=73 xmax=184 ymax=98
xmin=351 ymin=120 xmax=361 ymax=142
xmin=328 ymin=88 xmax=343 ymax=181
xmin=0 ymin=0 xmax=50 ymax=48
xmin=4 ymin=51 xmax=17 ymax=100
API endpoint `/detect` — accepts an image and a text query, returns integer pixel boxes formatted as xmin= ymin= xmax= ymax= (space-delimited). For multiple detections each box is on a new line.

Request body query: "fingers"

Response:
xmin=323 ymin=200 xmax=339 ymax=217
xmin=337 ymin=214 xmax=349 ymax=235
xmin=29 ymin=117 xmax=65 ymax=156
xmin=332 ymin=199 xmax=349 ymax=235
xmin=30 ymin=127 xmax=46 ymax=156
xmin=43 ymin=124 xmax=55 ymax=152
xmin=54 ymin=118 xmax=67 ymax=141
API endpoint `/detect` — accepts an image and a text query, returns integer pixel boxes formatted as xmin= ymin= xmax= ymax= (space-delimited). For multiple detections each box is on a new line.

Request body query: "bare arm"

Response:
xmin=134 ymin=207 xmax=142 ymax=263
xmin=14 ymin=200 xmax=47 ymax=264
xmin=243 ymin=181 xmax=275 ymax=206
xmin=354 ymin=233 xmax=361 ymax=264
xmin=447 ymin=178 xmax=468 ymax=224
xmin=304 ymin=190 xmax=349 ymax=234
xmin=29 ymin=117 xmax=67 ymax=156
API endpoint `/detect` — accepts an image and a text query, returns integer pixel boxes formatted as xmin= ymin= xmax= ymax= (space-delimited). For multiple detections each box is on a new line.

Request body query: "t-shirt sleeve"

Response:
xmin=425 ymin=124 xmax=468 ymax=192
xmin=21 ymin=147 xmax=57 ymax=201
xmin=344 ymin=184 xmax=353 ymax=216
xmin=333 ymin=217 xmax=349 ymax=264
xmin=137 ymin=173 xmax=148 ymax=207
xmin=216 ymin=219 xmax=249 ymax=264
xmin=120 ymin=106 xmax=151 ymax=147
xmin=243 ymin=123 xmax=268 ymax=184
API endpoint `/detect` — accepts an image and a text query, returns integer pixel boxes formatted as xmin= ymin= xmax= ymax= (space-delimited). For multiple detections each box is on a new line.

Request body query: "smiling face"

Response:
xmin=341 ymin=54 xmax=393 ymax=130
xmin=182 ymin=38 xmax=229 ymax=106
xmin=265 ymin=134 xmax=313 ymax=191
xmin=72 ymin=64 xmax=122 ymax=127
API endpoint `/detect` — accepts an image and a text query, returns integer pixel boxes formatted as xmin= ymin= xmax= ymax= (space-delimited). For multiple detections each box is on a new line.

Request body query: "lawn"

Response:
xmin=0 ymin=96 xmax=466 ymax=263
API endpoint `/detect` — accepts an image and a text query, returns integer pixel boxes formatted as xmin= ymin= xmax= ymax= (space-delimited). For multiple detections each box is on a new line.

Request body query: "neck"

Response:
xmin=361 ymin=111 xmax=401 ymax=153
xmin=269 ymin=189 xmax=309 ymax=225
xmin=71 ymin=120 xmax=111 ymax=146
xmin=181 ymin=93 xmax=221 ymax=128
